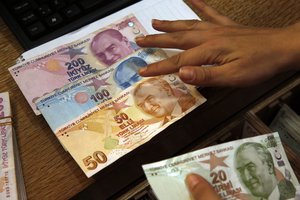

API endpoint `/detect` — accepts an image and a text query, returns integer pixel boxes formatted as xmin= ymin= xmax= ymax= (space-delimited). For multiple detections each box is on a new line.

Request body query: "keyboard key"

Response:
xmin=50 ymin=0 xmax=67 ymax=10
xmin=27 ymin=21 xmax=46 ymax=38
xmin=45 ymin=13 xmax=64 ymax=28
xmin=3 ymin=0 xmax=19 ymax=6
xmin=79 ymin=0 xmax=107 ymax=10
xmin=37 ymin=4 xmax=52 ymax=17
xmin=12 ymin=1 xmax=31 ymax=14
xmin=62 ymin=4 xmax=81 ymax=19
xmin=20 ymin=11 xmax=38 ymax=25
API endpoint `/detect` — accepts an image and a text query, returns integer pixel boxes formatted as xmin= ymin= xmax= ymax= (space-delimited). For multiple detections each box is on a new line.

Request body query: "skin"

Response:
xmin=135 ymin=0 xmax=300 ymax=198
xmin=115 ymin=58 xmax=147 ymax=89
xmin=91 ymin=34 xmax=133 ymax=66
xmin=185 ymin=174 xmax=221 ymax=200
xmin=235 ymin=147 xmax=277 ymax=198
xmin=136 ymin=0 xmax=300 ymax=87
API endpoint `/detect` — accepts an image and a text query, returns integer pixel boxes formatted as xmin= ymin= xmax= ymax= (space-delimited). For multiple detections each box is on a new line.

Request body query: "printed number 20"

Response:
xmin=211 ymin=170 xmax=227 ymax=184
xmin=83 ymin=151 xmax=107 ymax=170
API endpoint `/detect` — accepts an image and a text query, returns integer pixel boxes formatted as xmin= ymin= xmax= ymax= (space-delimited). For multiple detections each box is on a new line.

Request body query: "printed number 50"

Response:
xmin=83 ymin=151 xmax=107 ymax=170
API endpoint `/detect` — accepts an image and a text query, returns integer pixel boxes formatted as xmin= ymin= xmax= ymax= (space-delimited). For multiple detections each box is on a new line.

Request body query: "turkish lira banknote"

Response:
xmin=54 ymin=75 xmax=206 ymax=177
xmin=270 ymin=104 xmax=300 ymax=155
xmin=0 ymin=92 xmax=18 ymax=200
xmin=143 ymin=132 xmax=299 ymax=200
xmin=9 ymin=14 xmax=147 ymax=115
xmin=36 ymin=48 xmax=167 ymax=132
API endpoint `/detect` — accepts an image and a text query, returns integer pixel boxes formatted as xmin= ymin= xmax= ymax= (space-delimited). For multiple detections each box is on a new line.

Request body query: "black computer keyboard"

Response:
xmin=0 ymin=0 xmax=140 ymax=50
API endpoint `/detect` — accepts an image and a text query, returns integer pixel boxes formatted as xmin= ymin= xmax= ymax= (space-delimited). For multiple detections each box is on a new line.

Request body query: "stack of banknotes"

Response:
xmin=270 ymin=104 xmax=300 ymax=155
xmin=143 ymin=132 xmax=300 ymax=200
xmin=9 ymin=14 xmax=206 ymax=177
xmin=0 ymin=92 xmax=27 ymax=200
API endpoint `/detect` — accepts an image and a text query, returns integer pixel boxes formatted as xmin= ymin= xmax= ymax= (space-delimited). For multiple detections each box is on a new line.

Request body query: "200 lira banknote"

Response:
xmin=0 ymin=92 xmax=18 ymax=200
xmin=36 ymin=48 xmax=167 ymax=132
xmin=9 ymin=14 xmax=147 ymax=115
xmin=55 ymin=75 xmax=206 ymax=177
xmin=143 ymin=132 xmax=299 ymax=200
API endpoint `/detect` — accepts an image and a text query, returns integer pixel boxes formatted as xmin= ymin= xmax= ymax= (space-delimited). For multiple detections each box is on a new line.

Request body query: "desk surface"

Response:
xmin=0 ymin=0 xmax=300 ymax=199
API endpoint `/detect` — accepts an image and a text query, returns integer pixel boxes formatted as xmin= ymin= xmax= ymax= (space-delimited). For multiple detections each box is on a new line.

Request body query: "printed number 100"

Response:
xmin=83 ymin=151 xmax=107 ymax=170
xmin=90 ymin=89 xmax=110 ymax=103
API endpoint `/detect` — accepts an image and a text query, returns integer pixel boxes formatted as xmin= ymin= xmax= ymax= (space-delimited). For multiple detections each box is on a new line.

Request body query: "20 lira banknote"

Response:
xmin=55 ymin=75 xmax=206 ymax=177
xmin=36 ymin=48 xmax=167 ymax=132
xmin=143 ymin=132 xmax=299 ymax=200
xmin=9 ymin=14 xmax=147 ymax=115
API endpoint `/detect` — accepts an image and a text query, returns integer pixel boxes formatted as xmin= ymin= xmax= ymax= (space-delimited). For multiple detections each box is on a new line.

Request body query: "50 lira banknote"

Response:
xmin=143 ymin=132 xmax=300 ymax=200
xmin=36 ymin=48 xmax=167 ymax=132
xmin=9 ymin=14 xmax=147 ymax=115
xmin=54 ymin=75 xmax=206 ymax=177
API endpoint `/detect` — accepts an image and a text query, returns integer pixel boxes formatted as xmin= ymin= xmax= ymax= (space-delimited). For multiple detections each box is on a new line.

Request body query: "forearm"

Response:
xmin=281 ymin=22 xmax=300 ymax=70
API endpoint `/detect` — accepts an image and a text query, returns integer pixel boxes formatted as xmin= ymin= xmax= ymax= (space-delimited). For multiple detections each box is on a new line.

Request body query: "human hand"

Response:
xmin=136 ymin=0 xmax=300 ymax=87
xmin=185 ymin=173 xmax=221 ymax=200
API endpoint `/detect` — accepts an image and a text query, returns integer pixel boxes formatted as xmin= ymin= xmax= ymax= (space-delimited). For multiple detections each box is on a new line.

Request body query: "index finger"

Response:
xmin=139 ymin=45 xmax=219 ymax=77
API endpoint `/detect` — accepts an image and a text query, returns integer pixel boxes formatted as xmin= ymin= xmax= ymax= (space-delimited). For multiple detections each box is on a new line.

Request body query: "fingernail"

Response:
xmin=139 ymin=67 xmax=147 ymax=75
xmin=185 ymin=174 xmax=200 ymax=189
xmin=179 ymin=68 xmax=195 ymax=82
xmin=135 ymin=35 xmax=145 ymax=42
xmin=152 ymin=19 xmax=162 ymax=26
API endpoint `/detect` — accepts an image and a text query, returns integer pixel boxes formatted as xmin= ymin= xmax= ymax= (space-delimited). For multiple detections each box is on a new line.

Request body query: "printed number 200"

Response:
xmin=83 ymin=151 xmax=107 ymax=170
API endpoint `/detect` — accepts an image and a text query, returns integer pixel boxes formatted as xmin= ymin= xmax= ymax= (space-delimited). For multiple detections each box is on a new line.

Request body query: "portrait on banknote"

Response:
xmin=235 ymin=142 xmax=296 ymax=199
xmin=133 ymin=77 xmax=196 ymax=122
xmin=9 ymin=14 xmax=147 ymax=115
xmin=114 ymin=56 xmax=147 ymax=89
xmin=142 ymin=133 xmax=299 ymax=200
xmin=90 ymin=28 xmax=140 ymax=66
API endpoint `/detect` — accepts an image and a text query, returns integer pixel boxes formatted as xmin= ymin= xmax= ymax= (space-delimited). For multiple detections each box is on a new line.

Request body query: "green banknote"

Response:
xmin=143 ymin=132 xmax=299 ymax=200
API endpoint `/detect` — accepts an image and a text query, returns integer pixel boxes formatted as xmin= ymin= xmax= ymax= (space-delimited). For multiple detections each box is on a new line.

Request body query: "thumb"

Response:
xmin=185 ymin=173 xmax=221 ymax=200
xmin=179 ymin=65 xmax=231 ymax=87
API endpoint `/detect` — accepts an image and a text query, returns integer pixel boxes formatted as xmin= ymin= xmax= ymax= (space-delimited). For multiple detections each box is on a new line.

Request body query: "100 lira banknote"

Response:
xmin=0 ymin=92 xmax=18 ymax=200
xmin=9 ymin=14 xmax=147 ymax=115
xmin=36 ymin=48 xmax=167 ymax=132
xmin=143 ymin=132 xmax=299 ymax=200
xmin=54 ymin=75 xmax=206 ymax=177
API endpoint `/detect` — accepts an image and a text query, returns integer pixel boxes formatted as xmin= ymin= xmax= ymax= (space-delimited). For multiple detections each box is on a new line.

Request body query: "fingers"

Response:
xmin=139 ymin=45 xmax=221 ymax=76
xmin=179 ymin=66 xmax=224 ymax=87
xmin=152 ymin=19 xmax=218 ymax=32
xmin=135 ymin=31 xmax=204 ymax=50
xmin=179 ymin=63 xmax=244 ymax=87
xmin=185 ymin=174 xmax=221 ymax=200
xmin=191 ymin=0 xmax=238 ymax=26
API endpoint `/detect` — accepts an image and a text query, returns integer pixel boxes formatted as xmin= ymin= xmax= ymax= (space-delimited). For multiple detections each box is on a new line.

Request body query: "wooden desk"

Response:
xmin=0 ymin=0 xmax=299 ymax=199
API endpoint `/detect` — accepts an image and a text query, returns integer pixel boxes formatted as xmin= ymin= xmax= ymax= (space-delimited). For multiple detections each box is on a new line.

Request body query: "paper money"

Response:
xmin=0 ymin=92 xmax=18 ymax=200
xmin=270 ymin=104 xmax=300 ymax=155
xmin=9 ymin=14 xmax=148 ymax=115
xmin=0 ymin=93 xmax=11 ymax=118
xmin=36 ymin=48 xmax=168 ymax=132
xmin=54 ymin=75 xmax=206 ymax=177
xmin=143 ymin=132 xmax=299 ymax=200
